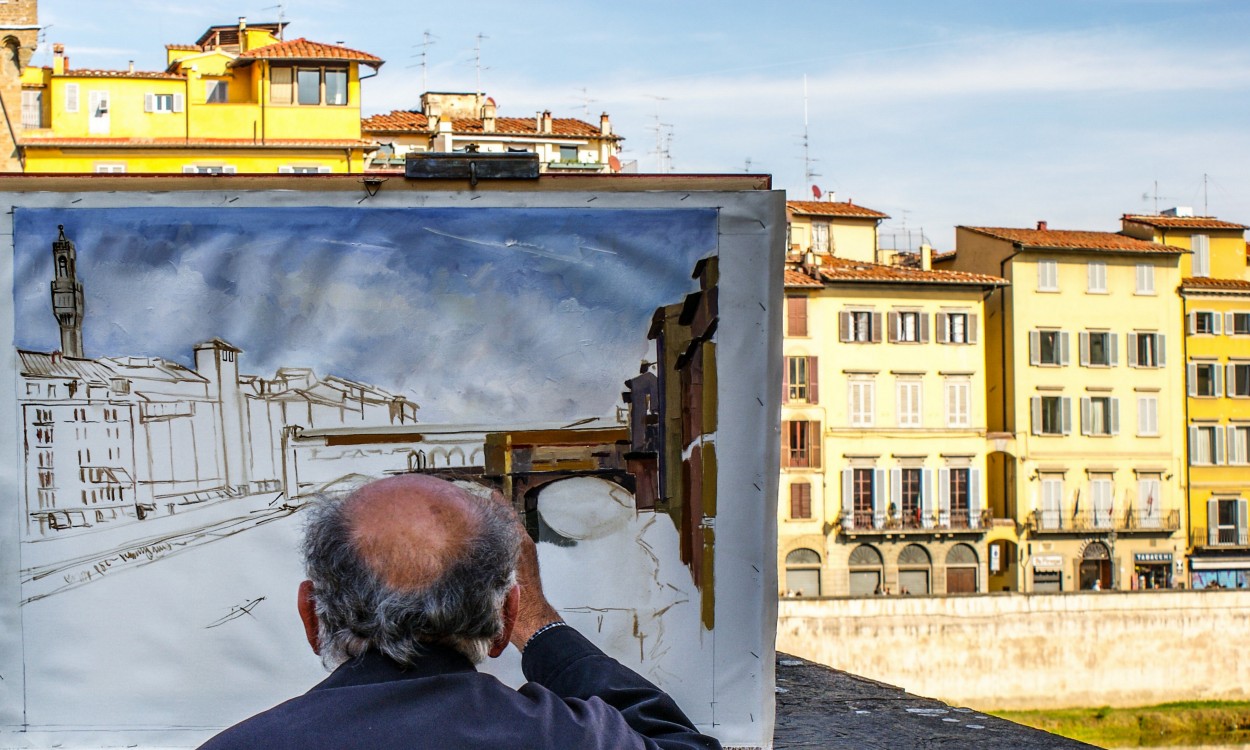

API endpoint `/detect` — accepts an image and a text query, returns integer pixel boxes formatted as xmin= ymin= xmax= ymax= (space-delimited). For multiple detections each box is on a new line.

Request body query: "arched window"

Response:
xmin=946 ymin=543 xmax=979 ymax=594
xmin=897 ymin=544 xmax=932 ymax=595
xmin=848 ymin=544 xmax=884 ymax=596
xmin=785 ymin=548 xmax=822 ymax=598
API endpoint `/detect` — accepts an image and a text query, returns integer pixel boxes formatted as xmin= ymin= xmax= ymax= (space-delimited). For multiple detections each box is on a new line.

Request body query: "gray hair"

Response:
xmin=302 ymin=483 xmax=521 ymax=668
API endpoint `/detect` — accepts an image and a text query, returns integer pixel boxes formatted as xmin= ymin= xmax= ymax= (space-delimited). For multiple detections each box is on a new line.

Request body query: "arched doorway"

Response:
xmin=848 ymin=544 xmax=884 ymax=596
xmin=897 ymin=544 xmax=931 ymax=595
xmin=1080 ymin=541 xmax=1112 ymax=590
xmin=785 ymin=548 xmax=822 ymax=598
xmin=946 ymin=544 xmax=979 ymax=593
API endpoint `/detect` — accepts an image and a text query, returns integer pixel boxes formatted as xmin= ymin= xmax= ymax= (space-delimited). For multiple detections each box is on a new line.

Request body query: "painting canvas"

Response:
xmin=0 ymin=187 xmax=780 ymax=748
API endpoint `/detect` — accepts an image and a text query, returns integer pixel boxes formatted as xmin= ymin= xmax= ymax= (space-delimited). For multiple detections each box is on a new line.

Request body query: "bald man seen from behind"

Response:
xmin=198 ymin=474 xmax=721 ymax=750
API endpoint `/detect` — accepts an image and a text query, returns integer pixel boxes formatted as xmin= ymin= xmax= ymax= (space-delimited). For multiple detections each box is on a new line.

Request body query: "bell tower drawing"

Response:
xmin=50 ymin=224 xmax=84 ymax=358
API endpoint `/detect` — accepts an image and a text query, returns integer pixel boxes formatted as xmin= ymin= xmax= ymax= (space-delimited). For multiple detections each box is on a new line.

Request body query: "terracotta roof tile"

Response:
xmin=961 ymin=226 xmax=1183 ymax=254
xmin=166 ymin=44 xmax=202 ymax=51
xmin=361 ymin=110 xmax=618 ymax=139
xmin=784 ymin=269 xmax=824 ymax=287
xmin=787 ymin=257 xmax=1004 ymax=287
xmin=236 ymin=38 xmax=382 ymax=66
xmin=787 ymin=200 xmax=889 ymax=219
xmin=64 ymin=69 xmax=185 ymax=79
xmin=1123 ymin=214 xmax=1249 ymax=231
xmin=20 ymin=137 xmax=375 ymax=149
xmin=1181 ymin=277 xmax=1250 ymax=291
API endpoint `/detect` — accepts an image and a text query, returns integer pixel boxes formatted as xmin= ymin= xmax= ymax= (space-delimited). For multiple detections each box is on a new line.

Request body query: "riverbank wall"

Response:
xmin=777 ymin=590 xmax=1250 ymax=710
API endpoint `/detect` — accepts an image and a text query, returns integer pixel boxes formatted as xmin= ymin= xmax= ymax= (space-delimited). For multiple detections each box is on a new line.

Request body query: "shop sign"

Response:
xmin=1031 ymin=554 xmax=1064 ymax=570
xmin=1135 ymin=552 xmax=1173 ymax=563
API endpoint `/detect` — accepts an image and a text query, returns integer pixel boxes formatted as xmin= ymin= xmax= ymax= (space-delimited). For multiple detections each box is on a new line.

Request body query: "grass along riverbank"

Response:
xmin=990 ymin=701 xmax=1250 ymax=748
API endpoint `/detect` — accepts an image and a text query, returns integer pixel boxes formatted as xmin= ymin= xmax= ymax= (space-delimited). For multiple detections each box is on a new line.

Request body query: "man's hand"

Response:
xmin=509 ymin=517 xmax=562 ymax=651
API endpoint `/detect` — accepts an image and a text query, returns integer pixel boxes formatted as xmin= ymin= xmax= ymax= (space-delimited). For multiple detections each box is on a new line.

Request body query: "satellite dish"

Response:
xmin=608 ymin=155 xmax=622 ymax=172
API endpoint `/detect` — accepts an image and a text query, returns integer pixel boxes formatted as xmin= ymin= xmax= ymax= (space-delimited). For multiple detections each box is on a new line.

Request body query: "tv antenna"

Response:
xmin=645 ymin=95 xmax=673 ymax=173
xmin=408 ymin=30 xmax=437 ymax=93
xmin=1141 ymin=181 xmax=1173 ymax=214
xmin=801 ymin=74 xmax=821 ymax=197
xmin=472 ymin=33 xmax=489 ymax=102
xmin=744 ymin=157 xmax=753 ymax=173
xmin=573 ymin=87 xmax=598 ymax=118
xmin=262 ymin=4 xmax=286 ymax=39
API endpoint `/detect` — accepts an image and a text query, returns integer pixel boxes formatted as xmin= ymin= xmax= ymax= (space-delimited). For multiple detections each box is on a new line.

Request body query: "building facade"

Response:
xmin=778 ymin=254 xmax=1006 ymax=598
xmin=942 ymin=224 xmax=1188 ymax=592
xmin=362 ymin=92 xmax=622 ymax=172
xmin=18 ymin=18 xmax=382 ymax=173
xmin=785 ymin=200 xmax=889 ymax=264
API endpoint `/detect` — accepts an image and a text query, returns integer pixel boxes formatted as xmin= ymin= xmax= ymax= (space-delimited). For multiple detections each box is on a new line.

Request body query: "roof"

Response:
xmin=19 ymin=137 xmax=376 ymax=150
xmin=1123 ymin=214 xmax=1249 ymax=231
xmin=195 ymin=22 xmax=288 ymax=48
xmin=18 ymin=350 xmax=118 ymax=381
xmin=787 ymin=201 xmax=890 ymax=220
xmin=960 ymin=226 xmax=1183 ymax=254
xmin=786 ymin=257 xmax=1005 ymax=287
xmin=166 ymin=44 xmax=201 ymax=51
xmin=1180 ymin=277 xmax=1250 ymax=293
xmin=362 ymin=111 xmax=616 ymax=139
xmin=784 ymin=268 xmax=824 ymax=288
xmin=63 ymin=69 xmax=185 ymax=80
xmin=235 ymin=38 xmax=383 ymax=67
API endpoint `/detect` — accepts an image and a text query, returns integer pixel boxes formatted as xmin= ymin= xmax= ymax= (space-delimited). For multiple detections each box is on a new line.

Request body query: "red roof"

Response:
xmin=362 ymin=111 xmax=616 ymax=139
xmin=1123 ymin=214 xmax=1248 ymax=231
xmin=236 ymin=38 xmax=383 ymax=66
xmin=787 ymin=257 xmax=1005 ymax=287
xmin=64 ymin=69 xmax=185 ymax=80
xmin=784 ymin=268 xmax=824 ymax=287
xmin=961 ymin=226 xmax=1182 ymax=254
xmin=1181 ymin=277 xmax=1250 ymax=292
xmin=787 ymin=200 xmax=889 ymax=219
xmin=20 ymin=137 xmax=375 ymax=149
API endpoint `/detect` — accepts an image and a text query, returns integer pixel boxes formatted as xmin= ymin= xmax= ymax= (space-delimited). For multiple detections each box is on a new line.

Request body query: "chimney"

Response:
xmin=128 ymin=60 xmax=134 ymax=73
xmin=52 ymin=43 xmax=65 ymax=74
xmin=541 ymin=110 xmax=552 ymax=134
xmin=920 ymin=243 xmax=933 ymax=271
xmin=482 ymin=100 xmax=496 ymax=133
xmin=1036 ymin=220 xmax=1048 ymax=231
xmin=600 ymin=112 xmax=611 ymax=136
xmin=238 ymin=17 xmax=248 ymax=52
xmin=427 ymin=102 xmax=441 ymax=133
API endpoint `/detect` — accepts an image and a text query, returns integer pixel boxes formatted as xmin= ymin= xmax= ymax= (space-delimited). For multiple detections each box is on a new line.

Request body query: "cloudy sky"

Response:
xmin=33 ymin=1 xmax=1250 ymax=248
xmin=13 ymin=207 xmax=716 ymax=423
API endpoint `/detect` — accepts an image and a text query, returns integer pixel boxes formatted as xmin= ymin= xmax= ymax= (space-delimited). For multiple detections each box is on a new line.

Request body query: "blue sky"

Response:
xmin=34 ymin=0 xmax=1250 ymax=249
xmin=12 ymin=207 xmax=716 ymax=422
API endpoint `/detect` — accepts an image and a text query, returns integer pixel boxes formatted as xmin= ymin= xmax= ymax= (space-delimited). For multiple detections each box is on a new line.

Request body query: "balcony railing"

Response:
xmin=1028 ymin=509 xmax=1180 ymax=534
xmin=1191 ymin=526 xmax=1250 ymax=548
xmin=841 ymin=508 xmax=990 ymax=533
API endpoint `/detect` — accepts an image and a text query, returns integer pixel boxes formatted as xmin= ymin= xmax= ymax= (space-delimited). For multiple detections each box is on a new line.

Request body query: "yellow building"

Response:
xmin=362 ymin=92 xmax=623 ymax=172
xmin=942 ymin=224 xmax=1188 ymax=592
xmin=1121 ymin=210 xmax=1250 ymax=588
xmin=18 ymin=19 xmax=382 ymax=173
xmin=785 ymin=200 xmax=889 ymax=264
xmin=779 ymin=254 xmax=1007 ymax=598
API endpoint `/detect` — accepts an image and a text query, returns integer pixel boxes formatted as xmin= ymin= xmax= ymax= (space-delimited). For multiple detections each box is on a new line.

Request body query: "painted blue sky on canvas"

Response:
xmin=13 ymin=207 xmax=716 ymax=422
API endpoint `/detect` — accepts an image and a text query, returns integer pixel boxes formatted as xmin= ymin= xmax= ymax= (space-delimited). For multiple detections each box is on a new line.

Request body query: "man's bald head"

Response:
xmin=302 ymin=474 xmax=523 ymax=668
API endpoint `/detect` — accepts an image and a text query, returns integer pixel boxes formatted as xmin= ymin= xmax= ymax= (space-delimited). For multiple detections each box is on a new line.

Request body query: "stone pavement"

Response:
xmin=773 ymin=653 xmax=1098 ymax=749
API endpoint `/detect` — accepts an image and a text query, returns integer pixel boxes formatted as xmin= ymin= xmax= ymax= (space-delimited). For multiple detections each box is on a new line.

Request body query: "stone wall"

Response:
xmin=777 ymin=590 xmax=1250 ymax=710
xmin=0 ymin=0 xmax=38 ymax=172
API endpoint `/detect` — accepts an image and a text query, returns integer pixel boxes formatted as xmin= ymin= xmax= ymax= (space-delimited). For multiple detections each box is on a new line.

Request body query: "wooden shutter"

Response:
xmin=65 ymin=82 xmax=79 ymax=113
xmin=938 ymin=468 xmax=951 ymax=526
xmin=1108 ymin=333 xmax=1119 ymax=366
xmin=1138 ymin=397 xmax=1149 ymax=436
xmin=1081 ymin=397 xmax=1092 ymax=436
xmin=1109 ymin=398 xmax=1120 ymax=436
xmin=1228 ymin=425 xmax=1240 ymax=464
xmin=1239 ymin=499 xmax=1249 ymax=546
xmin=1216 ymin=365 xmax=1225 ymax=398
xmin=969 ymin=468 xmax=982 ymax=528
xmin=1208 ymin=498 xmax=1220 ymax=545
xmin=810 ymin=421 xmax=822 ymax=468
xmin=790 ymin=483 xmax=812 ymax=519
xmin=1216 ymin=426 xmax=1226 ymax=465
xmin=1061 ymin=397 xmax=1072 ymax=435
xmin=1126 ymin=333 xmax=1138 ymax=367
xmin=788 ymin=296 xmax=808 ymax=337
xmin=871 ymin=312 xmax=883 ymax=343
xmin=1030 ymin=331 xmax=1041 ymax=365
xmin=1031 ymin=396 xmax=1042 ymax=435
xmin=144 ymin=93 xmax=155 ymax=112
xmin=921 ymin=469 xmax=934 ymax=528
xmin=1188 ymin=311 xmax=1197 ymax=335
xmin=781 ymin=358 xmax=790 ymax=404
xmin=887 ymin=311 xmax=899 ymax=343
xmin=1079 ymin=332 xmax=1090 ymax=367
xmin=1059 ymin=332 xmax=1071 ymax=366
xmin=1158 ymin=334 xmax=1167 ymax=366
xmin=780 ymin=420 xmax=791 ymax=468
xmin=936 ymin=312 xmax=949 ymax=343
xmin=172 ymin=93 xmax=184 ymax=112
xmin=1188 ymin=363 xmax=1199 ymax=397
xmin=839 ymin=310 xmax=852 ymax=342
xmin=842 ymin=469 xmax=854 ymax=524
xmin=873 ymin=468 xmax=887 ymax=528
xmin=808 ymin=357 xmax=819 ymax=404
xmin=967 ymin=314 xmax=978 ymax=344
xmin=1213 ymin=309 xmax=1223 ymax=335
xmin=891 ymin=469 xmax=902 ymax=517
xmin=1226 ymin=312 xmax=1235 ymax=334
xmin=919 ymin=313 xmax=930 ymax=343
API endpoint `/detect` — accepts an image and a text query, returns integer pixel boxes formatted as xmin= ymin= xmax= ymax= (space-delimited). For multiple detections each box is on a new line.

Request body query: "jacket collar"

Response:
xmin=312 ymin=645 xmax=477 ymax=691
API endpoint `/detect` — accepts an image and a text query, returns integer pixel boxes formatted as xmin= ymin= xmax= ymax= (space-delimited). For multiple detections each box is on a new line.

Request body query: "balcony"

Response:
xmin=839 ymin=508 xmax=990 ymax=535
xmin=1027 ymin=509 xmax=1180 ymax=534
xmin=1191 ymin=526 xmax=1250 ymax=549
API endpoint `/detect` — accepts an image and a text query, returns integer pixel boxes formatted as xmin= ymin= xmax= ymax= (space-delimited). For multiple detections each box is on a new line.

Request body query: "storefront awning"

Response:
xmin=1191 ymin=557 xmax=1250 ymax=571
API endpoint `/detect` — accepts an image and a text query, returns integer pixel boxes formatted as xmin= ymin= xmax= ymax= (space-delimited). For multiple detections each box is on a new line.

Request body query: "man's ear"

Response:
xmin=488 ymin=584 xmax=520 ymax=659
xmin=297 ymin=580 xmax=321 ymax=655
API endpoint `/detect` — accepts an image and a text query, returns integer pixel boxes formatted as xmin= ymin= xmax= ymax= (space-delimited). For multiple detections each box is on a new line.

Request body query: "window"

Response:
xmin=94 ymin=164 xmax=125 ymax=173
xmin=784 ymin=549 xmax=822 ymax=597
xmin=270 ymin=66 xmax=294 ymax=104
xmin=64 ymin=82 xmax=79 ymax=113
xmin=279 ymin=165 xmax=333 ymax=174
xmin=1209 ymin=497 xmax=1249 ymax=546
xmin=1192 ymin=234 xmax=1210 ymax=277
xmin=558 ymin=144 xmax=578 ymax=163
xmin=1191 ymin=310 xmax=1220 ymax=335
xmin=144 ymin=93 xmax=183 ymax=113
xmin=811 ymin=222 xmax=830 ymax=253
xmin=786 ymin=296 xmax=808 ymax=337
xmin=182 ymin=165 xmax=237 ymax=174
xmin=297 ymin=68 xmax=322 ymax=105
xmin=896 ymin=379 xmax=922 ymax=427
xmin=1230 ymin=312 xmax=1250 ymax=336
xmin=1037 ymin=259 xmax=1058 ymax=291
xmin=1189 ymin=362 xmax=1223 ymax=398
xmin=840 ymin=310 xmax=881 ymax=343
xmin=21 ymin=89 xmax=43 ymax=128
xmin=1032 ymin=395 xmax=1071 ymax=436
xmin=1191 ymin=424 xmax=1223 ymax=465
xmin=789 ymin=483 xmax=813 ymax=519
xmin=205 ymin=80 xmax=228 ymax=103
xmin=274 ymin=65 xmax=350 ymax=106
xmin=1081 ymin=396 xmax=1118 ymax=436
xmin=849 ymin=378 xmax=875 ymax=427
xmin=781 ymin=420 xmax=821 ymax=468
xmin=1087 ymin=261 xmax=1107 ymax=293
xmin=937 ymin=311 xmax=976 ymax=344
xmin=1080 ymin=331 xmax=1117 ymax=367
xmin=1228 ymin=426 xmax=1250 ymax=465
xmin=325 ymin=68 xmax=348 ymax=105
xmin=945 ymin=378 xmax=971 ymax=428
xmin=1127 ymin=332 xmax=1165 ymax=368
xmin=1228 ymin=363 xmax=1250 ymax=398
xmin=1137 ymin=396 xmax=1158 ymax=436
xmin=1089 ymin=475 xmax=1114 ymax=529
xmin=783 ymin=355 xmax=818 ymax=403
xmin=889 ymin=311 xmax=928 ymax=343
xmin=1030 ymin=329 xmax=1069 ymax=366
xmin=1135 ymin=264 xmax=1155 ymax=294
xmin=1040 ymin=476 xmax=1064 ymax=529
xmin=850 ymin=468 xmax=877 ymax=529
xmin=947 ymin=468 xmax=972 ymax=527
xmin=896 ymin=468 xmax=924 ymax=527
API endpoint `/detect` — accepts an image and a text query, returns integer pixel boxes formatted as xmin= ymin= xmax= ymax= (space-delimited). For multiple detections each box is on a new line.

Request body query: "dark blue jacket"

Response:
xmin=198 ymin=626 xmax=721 ymax=749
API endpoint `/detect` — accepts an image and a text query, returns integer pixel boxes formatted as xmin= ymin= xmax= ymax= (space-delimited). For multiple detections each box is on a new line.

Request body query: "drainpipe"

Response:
xmin=999 ymin=245 xmax=1023 ymax=524
xmin=1181 ymin=287 xmax=1191 ymax=577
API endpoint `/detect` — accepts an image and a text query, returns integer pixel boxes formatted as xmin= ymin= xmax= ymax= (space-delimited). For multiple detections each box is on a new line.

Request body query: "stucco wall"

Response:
xmin=778 ymin=591 xmax=1250 ymax=710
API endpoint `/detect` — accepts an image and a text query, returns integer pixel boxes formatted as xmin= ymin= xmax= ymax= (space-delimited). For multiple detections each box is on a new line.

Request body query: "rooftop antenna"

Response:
xmin=573 ymin=87 xmax=598 ymax=118
xmin=408 ymin=30 xmax=437 ymax=93
xmin=1203 ymin=172 xmax=1209 ymax=216
xmin=744 ymin=157 xmax=753 ymax=173
xmin=801 ymin=74 xmax=821 ymax=198
xmin=645 ymin=95 xmax=673 ymax=173
xmin=473 ymin=33 xmax=489 ymax=102
xmin=262 ymin=4 xmax=286 ymax=39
